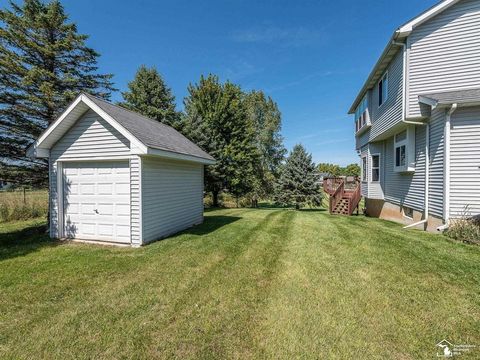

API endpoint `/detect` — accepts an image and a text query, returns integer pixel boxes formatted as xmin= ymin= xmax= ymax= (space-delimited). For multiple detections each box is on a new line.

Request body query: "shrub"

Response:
xmin=445 ymin=207 xmax=480 ymax=245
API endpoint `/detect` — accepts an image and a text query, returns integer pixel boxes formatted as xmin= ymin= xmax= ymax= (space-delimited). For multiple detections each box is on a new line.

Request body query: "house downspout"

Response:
xmin=392 ymin=41 xmax=425 ymax=126
xmin=438 ymin=103 xmax=458 ymax=231
xmin=392 ymin=40 xmax=430 ymax=230
xmin=404 ymin=122 xmax=429 ymax=229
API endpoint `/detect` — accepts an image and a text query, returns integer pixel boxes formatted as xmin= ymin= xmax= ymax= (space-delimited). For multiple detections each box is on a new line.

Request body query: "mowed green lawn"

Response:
xmin=0 ymin=209 xmax=479 ymax=359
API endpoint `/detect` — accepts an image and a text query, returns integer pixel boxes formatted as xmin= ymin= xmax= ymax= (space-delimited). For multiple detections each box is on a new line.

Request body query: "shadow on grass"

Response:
xmin=182 ymin=215 xmax=242 ymax=236
xmin=0 ymin=223 xmax=59 ymax=261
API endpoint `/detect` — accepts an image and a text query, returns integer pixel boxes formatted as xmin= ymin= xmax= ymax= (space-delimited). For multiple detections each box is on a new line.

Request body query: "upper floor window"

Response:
xmin=355 ymin=95 xmax=369 ymax=133
xmin=378 ymin=72 xmax=388 ymax=107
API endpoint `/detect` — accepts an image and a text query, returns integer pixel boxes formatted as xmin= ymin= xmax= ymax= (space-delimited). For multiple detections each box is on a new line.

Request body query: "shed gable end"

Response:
xmin=51 ymin=109 xmax=131 ymax=161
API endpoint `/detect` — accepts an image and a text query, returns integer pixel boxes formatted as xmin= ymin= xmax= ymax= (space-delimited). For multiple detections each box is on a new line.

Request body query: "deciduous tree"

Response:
xmin=182 ymin=75 xmax=257 ymax=207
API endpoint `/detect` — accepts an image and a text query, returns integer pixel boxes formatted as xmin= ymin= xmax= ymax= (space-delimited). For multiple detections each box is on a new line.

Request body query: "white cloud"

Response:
xmin=231 ymin=25 xmax=327 ymax=47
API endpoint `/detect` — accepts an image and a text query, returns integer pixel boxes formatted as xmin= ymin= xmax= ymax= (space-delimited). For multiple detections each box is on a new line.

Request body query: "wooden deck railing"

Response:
xmin=347 ymin=182 xmax=362 ymax=215
xmin=329 ymin=181 xmax=345 ymax=215
xmin=323 ymin=177 xmax=362 ymax=215
xmin=323 ymin=177 xmax=344 ymax=196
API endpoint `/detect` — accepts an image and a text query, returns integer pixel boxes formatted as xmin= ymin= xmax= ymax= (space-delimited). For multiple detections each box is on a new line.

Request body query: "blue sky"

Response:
xmin=5 ymin=0 xmax=439 ymax=165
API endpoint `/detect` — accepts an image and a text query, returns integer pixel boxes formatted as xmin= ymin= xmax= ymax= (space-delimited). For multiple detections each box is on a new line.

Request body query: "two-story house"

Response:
xmin=350 ymin=0 xmax=480 ymax=230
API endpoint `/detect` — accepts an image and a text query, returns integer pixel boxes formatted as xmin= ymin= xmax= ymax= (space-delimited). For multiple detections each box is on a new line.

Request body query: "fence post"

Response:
xmin=23 ymin=187 xmax=26 ymax=204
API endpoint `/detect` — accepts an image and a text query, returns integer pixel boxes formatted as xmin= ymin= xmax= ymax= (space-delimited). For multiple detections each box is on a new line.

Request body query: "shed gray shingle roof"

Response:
xmin=419 ymin=88 xmax=480 ymax=106
xmin=84 ymin=93 xmax=214 ymax=161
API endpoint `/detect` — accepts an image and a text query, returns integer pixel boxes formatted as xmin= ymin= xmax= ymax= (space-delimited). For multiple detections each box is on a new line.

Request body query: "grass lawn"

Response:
xmin=0 ymin=209 xmax=479 ymax=359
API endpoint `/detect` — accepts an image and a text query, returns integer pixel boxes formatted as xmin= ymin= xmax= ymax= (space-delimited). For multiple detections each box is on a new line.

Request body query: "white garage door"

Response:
xmin=63 ymin=161 xmax=131 ymax=244
xmin=450 ymin=108 xmax=480 ymax=218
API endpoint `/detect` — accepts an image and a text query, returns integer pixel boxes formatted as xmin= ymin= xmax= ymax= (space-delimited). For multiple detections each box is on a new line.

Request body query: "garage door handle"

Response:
xmin=94 ymin=209 xmax=99 ymax=214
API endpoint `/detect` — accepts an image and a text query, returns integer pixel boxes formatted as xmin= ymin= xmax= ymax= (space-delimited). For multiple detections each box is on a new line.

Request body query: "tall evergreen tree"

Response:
xmin=182 ymin=75 xmax=257 ymax=207
xmin=119 ymin=65 xmax=179 ymax=127
xmin=275 ymin=144 xmax=322 ymax=209
xmin=0 ymin=0 xmax=114 ymax=186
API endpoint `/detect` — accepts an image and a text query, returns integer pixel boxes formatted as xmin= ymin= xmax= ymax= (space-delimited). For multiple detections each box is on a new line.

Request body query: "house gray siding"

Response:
xmin=367 ymin=142 xmax=384 ymax=200
xmin=141 ymin=157 xmax=204 ymax=244
xmin=450 ymin=106 xmax=480 ymax=218
xmin=407 ymin=0 xmax=480 ymax=118
xmin=369 ymin=49 xmax=404 ymax=140
xmin=428 ymin=108 xmax=446 ymax=219
xmin=355 ymin=49 xmax=404 ymax=150
xmin=384 ymin=125 xmax=426 ymax=212
xmin=360 ymin=146 xmax=369 ymax=197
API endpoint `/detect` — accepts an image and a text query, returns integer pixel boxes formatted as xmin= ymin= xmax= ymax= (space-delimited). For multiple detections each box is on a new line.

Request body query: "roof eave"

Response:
xmin=146 ymin=146 xmax=216 ymax=165
xmin=348 ymin=0 xmax=462 ymax=115
xmin=348 ymin=33 xmax=405 ymax=114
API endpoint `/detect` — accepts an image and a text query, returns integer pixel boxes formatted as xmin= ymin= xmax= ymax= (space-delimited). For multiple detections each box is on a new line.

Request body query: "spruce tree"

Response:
xmin=119 ymin=65 xmax=179 ymax=127
xmin=0 ymin=0 xmax=114 ymax=186
xmin=182 ymin=75 xmax=257 ymax=207
xmin=275 ymin=144 xmax=322 ymax=209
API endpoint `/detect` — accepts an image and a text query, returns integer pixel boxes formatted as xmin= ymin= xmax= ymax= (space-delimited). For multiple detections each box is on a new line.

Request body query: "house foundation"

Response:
xmin=365 ymin=198 xmax=444 ymax=232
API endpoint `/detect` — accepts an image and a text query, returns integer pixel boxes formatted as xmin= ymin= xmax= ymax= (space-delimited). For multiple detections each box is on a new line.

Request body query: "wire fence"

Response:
xmin=0 ymin=189 xmax=48 ymax=222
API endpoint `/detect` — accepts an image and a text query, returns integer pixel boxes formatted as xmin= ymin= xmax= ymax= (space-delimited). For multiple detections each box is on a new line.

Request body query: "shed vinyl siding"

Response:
xmin=384 ymin=125 xmax=426 ymax=211
xmin=408 ymin=0 xmax=480 ymax=118
xmin=429 ymin=108 xmax=446 ymax=219
xmin=368 ymin=50 xmax=404 ymax=140
xmin=130 ymin=156 xmax=142 ymax=246
xmin=50 ymin=109 xmax=130 ymax=162
xmin=49 ymin=159 xmax=59 ymax=238
xmin=141 ymin=157 xmax=204 ymax=243
xmin=450 ymin=106 xmax=480 ymax=218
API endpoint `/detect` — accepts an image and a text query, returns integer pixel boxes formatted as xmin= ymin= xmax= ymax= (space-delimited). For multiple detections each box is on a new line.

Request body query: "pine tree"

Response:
xmin=275 ymin=144 xmax=322 ymax=209
xmin=0 ymin=0 xmax=114 ymax=186
xmin=182 ymin=75 xmax=257 ymax=207
xmin=119 ymin=65 xmax=179 ymax=127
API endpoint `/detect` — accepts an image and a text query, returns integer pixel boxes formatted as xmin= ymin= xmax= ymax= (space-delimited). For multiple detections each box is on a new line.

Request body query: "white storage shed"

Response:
xmin=28 ymin=93 xmax=215 ymax=247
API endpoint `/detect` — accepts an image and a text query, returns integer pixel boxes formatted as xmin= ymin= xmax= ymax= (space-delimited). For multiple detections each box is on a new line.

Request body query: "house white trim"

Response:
xmin=396 ymin=0 xmax=462 ymax=36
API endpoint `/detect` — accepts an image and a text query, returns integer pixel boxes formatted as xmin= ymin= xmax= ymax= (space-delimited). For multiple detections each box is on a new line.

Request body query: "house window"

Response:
xmin=371 ymin=154 xmax=380 ymax=182
xmin=378 ymin=72 xmax=388 ymax=107
xmin=362 ymin=157 xmax=367 ymax=182
xmin=395 ymin=130 xmax=407 ymax=168
xmin=354 ymin=95 xmax=369 ymax=133
xmin=403 ymin=206 xmax=414 ymax=219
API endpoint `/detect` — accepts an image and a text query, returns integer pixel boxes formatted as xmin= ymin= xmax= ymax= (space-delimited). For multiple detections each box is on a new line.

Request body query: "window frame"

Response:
xmin=394 ymin=130 xmax=408 ymax=171
xmin=354 ymin=94 xmax=370 ymax=134
xmin=361 ymin=156 xmax=368 ymax=182
xmin=378 ymin=71 xmax=389 ymax=107
xmin=403 ymin=206 xmax=414 ymax=220
xmin=371 ymin=153 xmax=380 ymax=183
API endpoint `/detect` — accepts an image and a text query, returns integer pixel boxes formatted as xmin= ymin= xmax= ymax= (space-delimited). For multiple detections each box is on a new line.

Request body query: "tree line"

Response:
xmin=0 ymin=0 xmax=356 ymax=209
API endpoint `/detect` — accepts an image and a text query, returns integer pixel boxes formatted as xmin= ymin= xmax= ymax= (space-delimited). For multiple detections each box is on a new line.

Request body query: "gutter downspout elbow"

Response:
xmin=444 ymin=103 xmax=458 ymax=227
xmin=403 ymin=123 xmax=430 ymax=230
